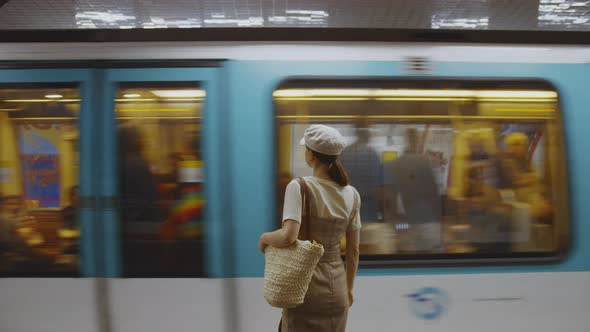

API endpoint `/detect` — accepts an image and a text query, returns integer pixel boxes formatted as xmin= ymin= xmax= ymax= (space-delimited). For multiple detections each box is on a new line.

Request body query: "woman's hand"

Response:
xmin=348 ymin=290 xmax=354 ymax=307
xmin=258 ymin=234 xmax=269 ymax=254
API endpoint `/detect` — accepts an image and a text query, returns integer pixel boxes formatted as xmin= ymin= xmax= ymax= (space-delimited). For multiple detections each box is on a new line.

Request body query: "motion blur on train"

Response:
xmin=0 ymin=42 xmax=587 ymax=331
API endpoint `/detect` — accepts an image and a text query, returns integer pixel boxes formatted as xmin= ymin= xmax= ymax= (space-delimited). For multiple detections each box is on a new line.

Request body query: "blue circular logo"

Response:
xmin=406 ymin=287 xmax=449 ymax=320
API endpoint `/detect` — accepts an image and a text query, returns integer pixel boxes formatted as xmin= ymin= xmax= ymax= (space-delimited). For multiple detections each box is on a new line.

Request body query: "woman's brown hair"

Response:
xmin=308 ymin=148 xmax=350 ymax=186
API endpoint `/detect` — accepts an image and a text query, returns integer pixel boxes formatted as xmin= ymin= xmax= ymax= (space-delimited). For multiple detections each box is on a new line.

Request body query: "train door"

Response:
xmin=0 ymin=68 xmax=101 ymax=331
xmin=99 ymin=66 xmax=231 ymax=332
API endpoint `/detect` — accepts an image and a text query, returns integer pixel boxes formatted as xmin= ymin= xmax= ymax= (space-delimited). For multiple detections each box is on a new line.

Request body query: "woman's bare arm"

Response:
xmin=258 ymin=220 xmax=300 ymax=253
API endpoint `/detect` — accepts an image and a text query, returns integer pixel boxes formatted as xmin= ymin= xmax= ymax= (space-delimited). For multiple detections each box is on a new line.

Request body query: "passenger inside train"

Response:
xmin=116 ymin=85 xmax=206 ymax=277
xmin=340 ymin=118 xmax=383 ymax=224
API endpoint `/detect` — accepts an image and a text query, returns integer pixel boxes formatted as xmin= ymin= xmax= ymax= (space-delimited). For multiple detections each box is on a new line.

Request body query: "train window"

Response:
xmin=274 ymin=78 xmax=569 ymax=265
xmin=116 ymin=82 xmax=206 ymax=277
xmin=0 ymin=85 xmax=80 ymax=276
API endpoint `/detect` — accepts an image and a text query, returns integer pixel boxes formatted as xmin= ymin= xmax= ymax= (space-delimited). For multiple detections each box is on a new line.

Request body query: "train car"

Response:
xmin=0 ymin=42 xmax=588 ymax=332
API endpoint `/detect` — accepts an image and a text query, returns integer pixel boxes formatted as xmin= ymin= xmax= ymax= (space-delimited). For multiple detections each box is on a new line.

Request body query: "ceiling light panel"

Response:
xmin=0 ymin=0 xmax=587 ymax=31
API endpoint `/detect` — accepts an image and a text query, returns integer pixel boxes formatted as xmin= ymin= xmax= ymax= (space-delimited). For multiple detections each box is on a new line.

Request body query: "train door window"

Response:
xmin=116 ymin=82 xmax=205 ymax=277
xmin=274 ymin=79 xmax=569 ymax=265
xmin=0 ymin=85 xmax=80 ymax=276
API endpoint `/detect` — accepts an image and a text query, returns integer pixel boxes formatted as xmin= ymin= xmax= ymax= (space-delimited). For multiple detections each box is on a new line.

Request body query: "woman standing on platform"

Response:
xmin=259 ymin=124 xmax=362 ymax=332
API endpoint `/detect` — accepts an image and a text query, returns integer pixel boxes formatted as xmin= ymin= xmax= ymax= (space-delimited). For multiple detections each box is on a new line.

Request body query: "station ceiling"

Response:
xmin=0 ymin=0 xmax=587 ymax=31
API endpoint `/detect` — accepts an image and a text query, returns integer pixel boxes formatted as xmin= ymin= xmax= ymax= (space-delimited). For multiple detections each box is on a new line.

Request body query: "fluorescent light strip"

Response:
xmin=115 ymin=98 xmax=202 ymax=102
xmin=375 ymin=89 xmax=476 ymax=97
xmin=273 ymin=89 xmax=558 ymax=99
xmin=276 ymin=115 xmax=553 ymax=120
xmin=11 ymin=117 xmax=77 ymax=121
xmin=493 ymin=108 xmax=555 ymax=113
xmin=117 ymin=116 xmax=201 ymax=120
xmin=3 ymin=98 xmax=201 ymax=103
xmin=4 ymin=99 xmax=80 ymax=103
xmin=115 ymin=98 xmax=157 ymax=102
xmin=277 ymin=97 xmax=554 ymax=103
xmin=371 ymin=97 xmax=471 ymax=101
xmin=477 ymin=98 xmax=557 ymax=103
xmin=151 ymin=90 xmax=206 ymax=98
xmin=307 ymin=89 xmax=374 ymax=96
xmin=159 ymin=98 xmax=203 ymax=102
xmin=115 ymin=108 xmax=196 ymax=113
xmin=477 ymin=91 xmax=557 ymax=98
xmin=275 ymin=89 xmax=374 ymax=97
xmin=275 ymin=97 xmax=371 ymax=101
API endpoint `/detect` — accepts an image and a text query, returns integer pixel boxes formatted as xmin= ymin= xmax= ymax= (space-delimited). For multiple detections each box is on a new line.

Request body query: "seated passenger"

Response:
xmin=0 ymin=195 xmax=45 ymax=267
xmin=465 ymin=167 xmax=510 ymax=252
xmin=497 ymin=133 xmax=552 ymax=222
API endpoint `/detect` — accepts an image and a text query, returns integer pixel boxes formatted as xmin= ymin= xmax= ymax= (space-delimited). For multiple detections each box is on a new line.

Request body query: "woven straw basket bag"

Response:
xmin=263 ymin=178 xmax=324 ymax=308
xmin=264 ymin=239 xmax=324 ymax=308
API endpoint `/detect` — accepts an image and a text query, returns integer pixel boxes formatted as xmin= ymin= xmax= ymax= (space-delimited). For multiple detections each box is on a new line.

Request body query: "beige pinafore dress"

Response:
xmin=280 ymin=178 xmax=358 ymax=332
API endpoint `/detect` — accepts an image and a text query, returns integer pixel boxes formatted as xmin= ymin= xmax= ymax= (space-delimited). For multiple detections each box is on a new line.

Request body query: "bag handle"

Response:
xmin=296 ymin=177 xmax=311 ymax=241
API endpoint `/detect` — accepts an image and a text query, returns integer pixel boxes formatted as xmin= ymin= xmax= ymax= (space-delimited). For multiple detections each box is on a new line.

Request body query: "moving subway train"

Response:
xmin=0 ymin=42 xmax=588 ymax=332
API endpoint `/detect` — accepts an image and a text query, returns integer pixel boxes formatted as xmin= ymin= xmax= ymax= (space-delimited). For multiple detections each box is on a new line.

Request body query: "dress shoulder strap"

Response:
xmin=296 ymin=177 xmax=312 ymax=241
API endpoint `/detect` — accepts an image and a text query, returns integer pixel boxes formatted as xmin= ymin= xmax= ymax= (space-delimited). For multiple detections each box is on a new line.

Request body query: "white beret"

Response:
xmin=299 ymin=124 xmax=347 ymax=156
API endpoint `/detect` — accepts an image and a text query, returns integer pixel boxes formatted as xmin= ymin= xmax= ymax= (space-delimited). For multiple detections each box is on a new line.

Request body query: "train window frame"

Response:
xmin=0 ymin=82 xmax=82 ymax=277
xmin=273 ymin=76 xmax=571 ymax=268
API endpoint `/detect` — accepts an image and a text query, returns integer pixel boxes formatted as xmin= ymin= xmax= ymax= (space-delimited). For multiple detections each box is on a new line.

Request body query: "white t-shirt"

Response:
xmin=282 ymin=176 xmax=362 ymax=232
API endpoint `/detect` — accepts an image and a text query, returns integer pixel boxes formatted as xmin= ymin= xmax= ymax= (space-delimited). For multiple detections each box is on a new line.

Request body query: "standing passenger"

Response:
xmin=259 ymin=124 xmax=361 ymax=332
xmin=118 ymin=125 xmax=163 ymax=276
xmin=118 ymin=125 xmax=161 ymax=224
xmin=383 ymin=128 xmax=442 ymax=252
xmin=340 ymin=120 xmax=383 ymax=222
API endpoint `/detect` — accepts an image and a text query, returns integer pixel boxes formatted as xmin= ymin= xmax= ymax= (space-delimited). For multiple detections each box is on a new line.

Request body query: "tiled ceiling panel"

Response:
xmin=0 ymin=0 xmax=587 ymax=30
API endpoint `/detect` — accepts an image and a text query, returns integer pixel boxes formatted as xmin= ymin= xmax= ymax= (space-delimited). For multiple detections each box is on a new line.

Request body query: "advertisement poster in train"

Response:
xmin=17 ymin=123 xmax=62 ymax=208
